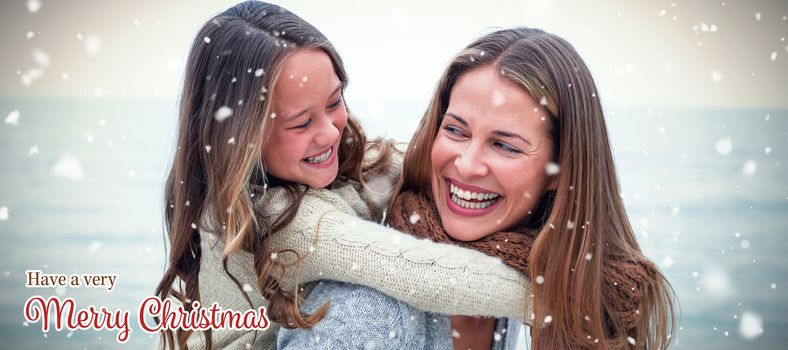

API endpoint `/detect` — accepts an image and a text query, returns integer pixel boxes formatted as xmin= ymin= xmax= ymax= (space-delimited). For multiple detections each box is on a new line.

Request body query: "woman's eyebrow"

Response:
xmin=445 ymin=112 xmax=532 ymax=146
xmin=493 ymin=130 xmax=532 ymax=146
xmin=444 ymin=113 xmax=468 ymax=126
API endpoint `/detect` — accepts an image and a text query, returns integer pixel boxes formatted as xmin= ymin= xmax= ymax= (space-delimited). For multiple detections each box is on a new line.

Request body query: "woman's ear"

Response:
xmin=548 ymin=176 xmax=558 ymax=191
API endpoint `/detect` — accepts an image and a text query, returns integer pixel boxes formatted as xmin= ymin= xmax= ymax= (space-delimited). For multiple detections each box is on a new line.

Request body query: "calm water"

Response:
xmin=1 ymin=97 xmax=786 ymax=349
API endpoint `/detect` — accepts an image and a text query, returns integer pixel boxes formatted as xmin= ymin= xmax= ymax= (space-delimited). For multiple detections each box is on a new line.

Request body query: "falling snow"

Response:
xmin=83 ymin=35 xmax=102 ymax=56
xmin=215 ymin=106 xmax=233 ymax=122
xmin=742 ymin=159 xmax=757 ymax=175
xmin=0 ymin=207 xmax=8 ymax=221
xmin=409 ymin=212 xmax=420 ymax=224
xmin=715 ymin=137 xmax=733 ymax=155
xmin=87 ymin=241 xmax=102 ymax=253
xmin=53 ymin=155 xmax=84 ymax=181
xmin=545 ymin=162 xmax=560 ymax=175
xmin=702 ymin=267 xmax=732 ymax=299
xmin=32 ymin=49 xmax=50 ymax=67
xmin=661 ymin=256 xmax=675 ymax=268
xmin=710 ymin=70 xmax=723 ymax=83
xmin=27 ymin=0 xmax=42 ymax=13
xmin=739 ymin=311 xmax=763 ymax=339
xmin=5 ymin=110 xmax=20 ymax=125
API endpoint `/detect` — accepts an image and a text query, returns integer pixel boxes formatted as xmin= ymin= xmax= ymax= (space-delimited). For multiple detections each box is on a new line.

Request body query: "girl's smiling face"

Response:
xmin=263 ymin=49 xmax=347 ymax=188
xmin=430 ymin=65 xmax=556 ymax=241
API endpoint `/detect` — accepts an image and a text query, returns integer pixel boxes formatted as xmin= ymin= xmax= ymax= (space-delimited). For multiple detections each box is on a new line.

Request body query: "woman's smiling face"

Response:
xmin=262 ymin=49 xmax=347 ymax=188
xmin=430 ymin=65 xmax=556 ymax=241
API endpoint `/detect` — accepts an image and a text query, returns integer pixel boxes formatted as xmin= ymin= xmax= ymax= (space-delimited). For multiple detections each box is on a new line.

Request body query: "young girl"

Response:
xmin=155 ymin=2 xmax=531 ymax=349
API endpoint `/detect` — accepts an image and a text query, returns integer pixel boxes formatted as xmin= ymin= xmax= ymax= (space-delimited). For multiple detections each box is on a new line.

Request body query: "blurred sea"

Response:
xmin=0 ymin=97 xmax=786 ymax=349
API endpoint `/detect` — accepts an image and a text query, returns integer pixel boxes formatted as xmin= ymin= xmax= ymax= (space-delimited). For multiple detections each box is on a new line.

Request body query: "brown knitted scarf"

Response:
xmin=388 ymin=190 xmax=656 ymax=332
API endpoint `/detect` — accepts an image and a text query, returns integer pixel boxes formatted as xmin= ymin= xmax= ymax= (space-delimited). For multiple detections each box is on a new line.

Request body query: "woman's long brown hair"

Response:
xmin=390 ymin=27 xmax=676 ymax=349
xmin=154 ymin=2 xmax=393 ymax=349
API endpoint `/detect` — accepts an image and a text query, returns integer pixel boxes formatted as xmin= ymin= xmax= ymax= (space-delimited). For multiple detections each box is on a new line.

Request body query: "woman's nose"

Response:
xmin=454 ymin=142 xmax=489 ymax=178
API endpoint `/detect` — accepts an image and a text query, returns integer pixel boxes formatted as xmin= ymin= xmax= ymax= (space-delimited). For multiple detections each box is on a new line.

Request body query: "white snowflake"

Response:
xmin=742 ymin=159 xmax=757 ymax=175
xmin=32 ymin=49 xmax=50 ymax=67
xmin=242 ymin=284 xmax=254 ymax=292
xmin=87 ymin=241 xmax=102 ymax=253
xmin=715 ymin=137 xmax=733 ymax=155
xmin=409 ymin=212 xmax=420 ymax=224
xmin=535 ymin=275 xmax=545 ymax=284
xmin=27 ymin=0 xmax=41 ymax=13
xmin=0 ymin=207 xmax=9 ymax=221
xmin=255 ymin=68 xmax=264 ymax=77
xmin=20 ymin=68 xmax=43 ymax=86
xmin=739 ymin=311 xmax=763 ymax=339
xmin=215 ymin=106 xmax=233 ymax=122
xmin=204 ymin=36 xmax=211 ymax=43
xmin=771 ymin=52 xmax=778 ymax=61
xmin=701 ymin=267 xmax=732 ymax=299
xmin=710 ymin=70 xmax=724 ymax=83
xmin=661 ymin=256 xmax=675 ymax=268
xmin=53 ymin=154 xmax=84 ymax=181
xmin=5 ymin=110 xmax=20 ymax=125
xmin=83 ymin=35 xmax=102 ymax=56
xmin=545 ymin=162 xmax=560 ymax=175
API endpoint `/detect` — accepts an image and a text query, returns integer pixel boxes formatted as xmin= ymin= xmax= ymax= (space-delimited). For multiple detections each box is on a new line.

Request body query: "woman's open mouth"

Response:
xmin=445 ymin=178 xmax=503 ymax=216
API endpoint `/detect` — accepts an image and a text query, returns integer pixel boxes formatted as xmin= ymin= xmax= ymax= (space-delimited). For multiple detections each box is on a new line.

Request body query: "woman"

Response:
xmin=280 ymin=27 xmax=676 ymax=349
xmin=155 ymin=2 xmax=531 ymax=350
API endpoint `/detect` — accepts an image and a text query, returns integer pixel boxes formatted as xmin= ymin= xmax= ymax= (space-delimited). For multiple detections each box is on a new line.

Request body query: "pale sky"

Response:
xmin=1 ymin=0 xmax=787 ymax=108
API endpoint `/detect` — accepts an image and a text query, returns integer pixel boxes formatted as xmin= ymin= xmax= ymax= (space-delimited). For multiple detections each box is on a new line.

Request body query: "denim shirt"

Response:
xmin=278 ymin=280 xmax=524 ymax=349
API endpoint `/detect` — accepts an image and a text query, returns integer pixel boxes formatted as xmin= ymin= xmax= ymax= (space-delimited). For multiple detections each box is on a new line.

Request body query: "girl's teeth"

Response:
xmin=305 ymin=149 xmax=331 ymax=163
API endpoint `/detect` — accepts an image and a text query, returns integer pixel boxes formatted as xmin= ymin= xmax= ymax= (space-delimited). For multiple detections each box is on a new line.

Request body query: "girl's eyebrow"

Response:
xmin=444 ymin=112 xmax=532 ymax=146
xmin=283 ymin=84 xmax=342 ymax=122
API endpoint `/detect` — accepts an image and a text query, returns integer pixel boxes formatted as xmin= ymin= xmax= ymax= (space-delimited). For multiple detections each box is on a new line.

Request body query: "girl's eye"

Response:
xmin=294 ymin=118 xmax=312 ymax=129
xmin=327 ymin=97 xmax=342 ymax=110
xmin=494 ymin=141 xmax=521 ymax=154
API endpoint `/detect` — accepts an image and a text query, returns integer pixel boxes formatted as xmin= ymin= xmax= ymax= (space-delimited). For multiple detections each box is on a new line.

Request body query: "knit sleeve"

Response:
xmin=264 ymin=190 xmax=532 ymax=323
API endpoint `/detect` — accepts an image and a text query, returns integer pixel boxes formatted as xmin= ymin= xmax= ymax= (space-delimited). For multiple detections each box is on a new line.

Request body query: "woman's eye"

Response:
xmin=443 ymin=125 xmax=464 ymax=136
xmin=494 ymin=141 xmax=521 ymax=154
xmin=294 ymin=118 xmax=312 ymax=129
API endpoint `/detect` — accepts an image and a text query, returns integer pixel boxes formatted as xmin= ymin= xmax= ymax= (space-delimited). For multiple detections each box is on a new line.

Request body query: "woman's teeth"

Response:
xmin=304 ymin=148 xmax=331 ymax=163
xmin=449 ymin=183 xmax=501 ymax=209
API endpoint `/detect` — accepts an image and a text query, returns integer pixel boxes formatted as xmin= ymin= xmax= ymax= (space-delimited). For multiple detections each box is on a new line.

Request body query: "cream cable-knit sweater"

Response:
xmin=185 ymin=163 xmax=531 ymax=349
